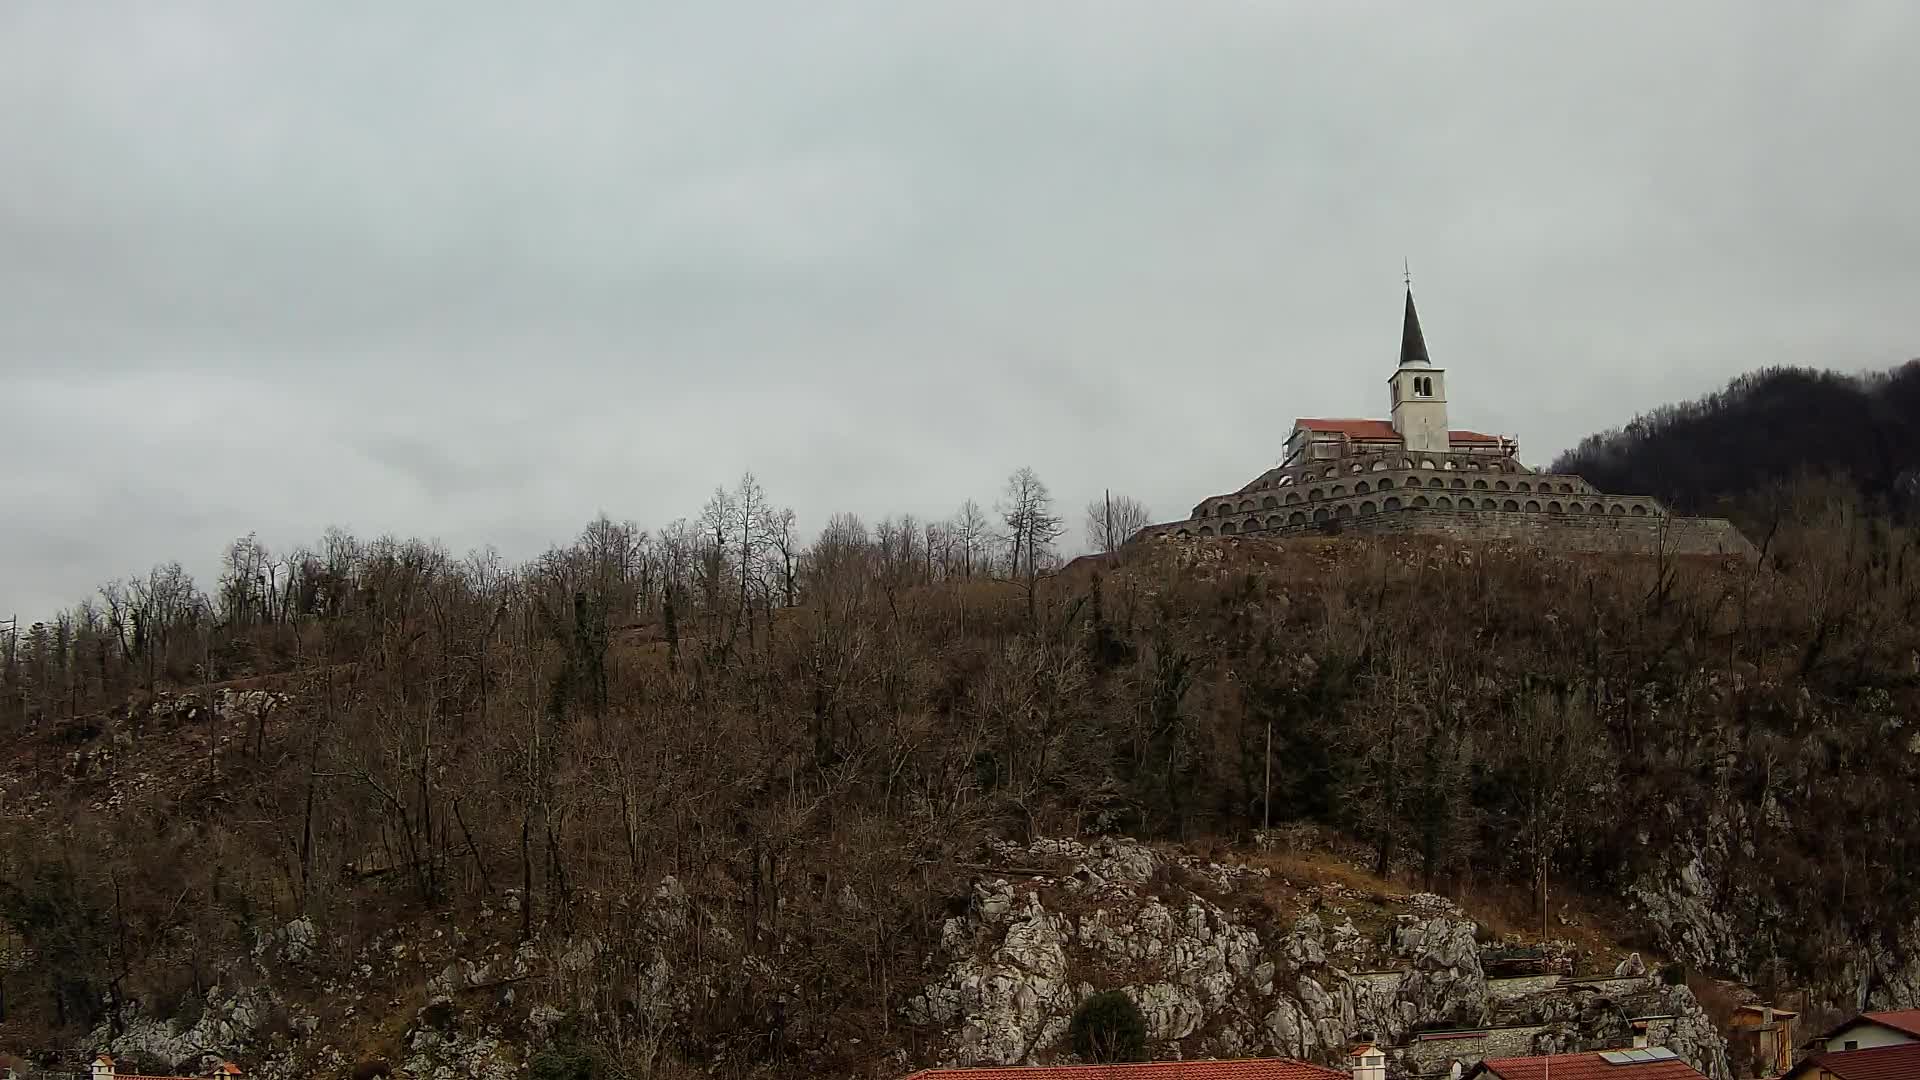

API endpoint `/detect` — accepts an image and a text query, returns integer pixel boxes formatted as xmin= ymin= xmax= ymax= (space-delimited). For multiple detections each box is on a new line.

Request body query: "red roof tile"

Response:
xmin=1292 ymin=418 xmax=1504 ymax=445
xmin=1861 ymin=1009 xmax=1920 ymax=1038
xmin=1796 ymin=1043 xmax=1920 ymax=1080
xmin=901 ymin=1059 xmax=1347 ymax=1080
xmin=1294 ymin=418 xmax=1400 ymax=440
xmin=1475 ymin=1050 xmax=1706 ymax=1080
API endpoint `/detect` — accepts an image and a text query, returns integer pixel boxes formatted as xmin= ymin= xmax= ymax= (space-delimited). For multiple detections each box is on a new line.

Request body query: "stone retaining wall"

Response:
xmin=1351 ymin=508 xmax=1754 ymax=558
xmin=1140 ymin=506 xmax=1754 ymax=560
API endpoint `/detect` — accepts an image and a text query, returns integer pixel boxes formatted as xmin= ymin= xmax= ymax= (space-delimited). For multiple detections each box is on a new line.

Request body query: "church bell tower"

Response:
xmin=1388 ymin=287 xmax=1451 ymax=455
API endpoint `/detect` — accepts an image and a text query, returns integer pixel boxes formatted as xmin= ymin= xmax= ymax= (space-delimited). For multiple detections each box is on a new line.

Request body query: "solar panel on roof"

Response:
xmin=1598 ymin=1046 xmax=1679 ymax=1066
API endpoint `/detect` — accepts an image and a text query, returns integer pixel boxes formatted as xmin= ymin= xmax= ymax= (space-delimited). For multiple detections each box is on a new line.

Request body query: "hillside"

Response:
xmin=2 ymin=476 xmax=1918 ymax=1079
xmin=1551 ymin=360 xmax=1920 ymax=517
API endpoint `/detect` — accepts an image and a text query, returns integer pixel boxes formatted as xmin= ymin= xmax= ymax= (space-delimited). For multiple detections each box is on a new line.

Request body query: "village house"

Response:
xmin=1778 ymin=1008 xmax=1920 ymax=1080
xmin=1463 ymin=1047 xmax=1708 ymax=1080
xmin=86 ymin=1056 xmax=241 ymax=1080
xmin=1781 ymin=1041 xmax=1920 ymax=1080
xmin=900 ymin=1045 xmax=1380 ymax=1080
xmin=1804 ymin=1009 xmax=1920 ymax=1054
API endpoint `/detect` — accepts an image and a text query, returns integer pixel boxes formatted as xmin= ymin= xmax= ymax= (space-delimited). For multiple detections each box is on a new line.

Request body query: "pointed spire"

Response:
xmin=1399 ymin=287 xmax=1431 ymax=367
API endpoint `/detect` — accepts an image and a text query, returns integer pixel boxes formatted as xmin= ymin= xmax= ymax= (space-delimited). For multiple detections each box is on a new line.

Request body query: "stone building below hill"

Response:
xmin=1133 ymin=289 xmax=1754 ymax=558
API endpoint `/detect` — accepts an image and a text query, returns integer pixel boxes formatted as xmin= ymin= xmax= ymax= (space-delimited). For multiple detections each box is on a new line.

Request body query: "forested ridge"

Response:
xmin=0 ymin=448 xmax=1918 ymax=1077
xmin=1552 ymin=360 xmax=1920 ymax=516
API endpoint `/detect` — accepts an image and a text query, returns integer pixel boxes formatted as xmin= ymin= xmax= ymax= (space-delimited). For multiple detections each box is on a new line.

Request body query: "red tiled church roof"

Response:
xmin=1794 ymin=1042 xmax=1920 ymax=1080
xmin=1292 ymin=418 xmax=1503 ymax=444
xmin=1472 ymin=1050 xmax=1706 ymax=1080
xmin=901 ymin=1060 xmax=1347 ymax=1080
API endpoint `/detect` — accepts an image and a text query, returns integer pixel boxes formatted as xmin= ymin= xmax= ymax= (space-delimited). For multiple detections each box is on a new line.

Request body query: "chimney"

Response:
xmin=91 ymin=1056 xmax=115 ymax=1080
xmin=1350 ymin=1042 xmax=1387 ymax=1080
xmin=1631 ymin=1020 xmax=1649 ymax=1049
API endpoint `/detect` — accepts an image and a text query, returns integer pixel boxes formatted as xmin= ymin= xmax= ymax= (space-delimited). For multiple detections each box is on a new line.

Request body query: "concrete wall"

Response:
xmin=1486 ymin=974 xmax=1564 ymax=1003
xmin=1400 ymin=1025 xmax=1558 ymax=1077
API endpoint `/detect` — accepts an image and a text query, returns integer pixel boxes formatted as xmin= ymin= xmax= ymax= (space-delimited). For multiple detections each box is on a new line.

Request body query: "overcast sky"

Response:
xmin=4 ymin=2 xmax=1917 ymax=619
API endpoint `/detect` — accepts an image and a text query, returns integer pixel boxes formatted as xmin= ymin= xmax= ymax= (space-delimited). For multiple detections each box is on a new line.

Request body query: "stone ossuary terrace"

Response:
xmin=1131 ymin=287 xmax=1753 ymax=558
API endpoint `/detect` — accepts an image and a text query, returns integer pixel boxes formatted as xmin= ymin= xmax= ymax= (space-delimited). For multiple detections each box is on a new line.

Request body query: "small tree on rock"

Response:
xmin=1071 ymin=990 xmax=1148 ymax=1063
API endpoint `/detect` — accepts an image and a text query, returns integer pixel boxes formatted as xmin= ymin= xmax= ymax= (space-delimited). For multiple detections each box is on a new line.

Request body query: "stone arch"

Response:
xmin=1589 ymin=504 xmax=1605 ymax=515
xmin=1502 ymin=499 xmax=1520 ymax=511
xmin=1378 ymin=477 xmax=1395 ymax=489
xmin=1482 ymin=498 xmax=1499 ymax=510
xmin=1610 ymin=503 xmax=1627 ymax=515
xmin=1360 ymin=500 xmax=1378 ymax=515
xmin=1240 ymin=499 xmax=1254 ymax=512
xmin=1372 ymin=459 xmax=1389 ymax=471
xmin=1567 ymin=502 xmax=1583 ymax=514
xmin=1285 ymin=492 xmax=1302 ymax=505
xmin=1277 ymin=475 xmax=1294 ymax=486
xmin=1384 ymin=496 xmax=1403 ymax=511
xmin=1331 ymin=485 xmax=1346 ymax=497
xmin=1335 ymin=504 xmax=1354 ymax=519
xmin=1420 ymin=458 xmax=1436 ymax=469
xmin=1216 ymin=502 xmax=1232 ymax=517
xmin=1427 ymin=477 xmax=1444 ymax=488
xmin=1436 ymin=496 xmax=1454 ymax=509
xmin=1312 ymin=508 xmax=1330 ymax=523
xmin=1412 ymin=495 xmax=1429 ymax=508
xmin=1221 ymin=521 xmax=1238 ymax=534
xmin=1310 ymin=488 xmax=1325 ymax=501
xmin=1559 ymin=482 xmax=1573 ymax=493
xmin=1442 ymin=460 xmax=1456 ymax=470
xmin=1630 ymin=504 xmax=1648 ymax=516
xmin=1356 ymin=480 xmax=1371 ymax=494
xmin=1524 ymin=500 xmax=1541 ymax=512
xmin=1451 ymin=478 xmax=1467 ymax=489
xmin=1473 ymin=479 xmax=1490 ymax=490
xmin=1269 ymin=515 xmax=1285 ymax=529
xmin=1496 ymin=480 xmax=1511 ymax=491
xmin=1262 ymin=495 xmax=1279 ymax=509
xmin=1350 ymin=462 xmax=1364 ymax=474
xmin=1288 ymin=511 xmax=1307 ymax=526
xmin=1548 ymin=501 xmax=1564 ymax=514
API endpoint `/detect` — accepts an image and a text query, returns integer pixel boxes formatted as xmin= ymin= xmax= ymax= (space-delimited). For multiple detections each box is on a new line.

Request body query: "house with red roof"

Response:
xmin=1463 ymin=1047 xmax=1707 ymax=1080
xmin=1781 ymin=1041 xmax=1920 ymax=1080
xmin=898 ymin=1048 xmax=1370 ymax=1080
xmin=1806 ymin=1009 xmax=1920 ymax=1054
xmin=88 ymin=1055 xmax=241 ymax=1080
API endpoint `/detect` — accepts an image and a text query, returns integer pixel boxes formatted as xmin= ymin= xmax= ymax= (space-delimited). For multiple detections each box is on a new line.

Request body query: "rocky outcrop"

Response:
xmin=905 ymin=837 xmax=1695 ymax=1077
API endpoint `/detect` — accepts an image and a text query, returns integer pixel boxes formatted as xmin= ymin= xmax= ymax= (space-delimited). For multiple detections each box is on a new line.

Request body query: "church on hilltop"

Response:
xmin=1132 ymin=288 xmax=1754 ymax=557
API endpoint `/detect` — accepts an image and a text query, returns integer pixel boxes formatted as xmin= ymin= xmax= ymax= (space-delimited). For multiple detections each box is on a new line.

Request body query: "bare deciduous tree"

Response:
xmin=1083 ymin=492 xmax=1153 ymax=554
xmin=999 ymin=467 xmax=1064 ymax=620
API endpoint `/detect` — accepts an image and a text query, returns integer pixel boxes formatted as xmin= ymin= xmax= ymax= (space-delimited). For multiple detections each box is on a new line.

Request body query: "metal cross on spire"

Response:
xmin=1403 ymin=258 xmax=1412 ymax=290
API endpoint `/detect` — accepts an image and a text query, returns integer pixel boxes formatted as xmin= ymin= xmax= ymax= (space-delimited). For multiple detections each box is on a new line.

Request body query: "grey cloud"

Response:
xmin=3 ymin=1 xmax=1917 ymax=618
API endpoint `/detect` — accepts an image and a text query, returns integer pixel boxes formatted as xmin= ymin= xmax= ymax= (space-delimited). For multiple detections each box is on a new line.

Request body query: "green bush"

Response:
xmin=1070 ymin=990 xmax=1149 ymax=1063
xmin=529 ymin=1044 xmax=595 ymax=1080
